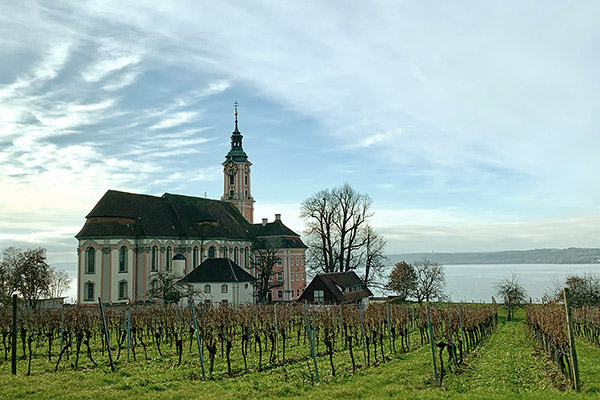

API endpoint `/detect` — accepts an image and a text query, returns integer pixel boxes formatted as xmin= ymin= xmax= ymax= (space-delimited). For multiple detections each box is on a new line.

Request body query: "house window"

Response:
xmin=244 ymin=247 xmax=249 ymax=267
xmin=269 ymin=274 xmax=273 ymax=282
xmin=204 ymin=299 xmax=211 ymax=305
xmin=302 ymin=272 xmax=306 ymax=280
xmin=297 ymin=288 xmax=300 ymax=297
xmin=277 ymin=290 xmax=283 ymax=299
xmin=277 ymin=259 xmax=282 ymax=266
xmin=193 ymin=246 xmax=199 ymax=267
xmin=84 ymin=282 xmax=94 ymax=301
xmin=208 ymin=246 xmax=215 ymax=258
xmin=223 ymin=246 xmax=228 ymax=259
xmin=166 ymin=246 xmax=172 ymax=270
xmin=119 ymin=246 xmax=127 ymax=273
xmin=222 ymin=299 xmax=228 ymax=304
xmin=296 ymin=257 xmax=299 ymax=266
xmin=234 ymin=247 xmax=238 ymax=263
xmin=291 ymin=273 xmax=294 ymax=282
xmin=277 ymin=272 xmax=283 ymax=281
xmin=314 ymin=290 xmax=324 ymax=303
xmin=151 ymin=246 xmax=158 ymax=271
xmin=118 ymin=280 xmax=128 ymax=300
xmin=85 ymin=247 xmax=95 ymax=274
xmin=221 ymin=284 xmax=228 ymax=293
xmin=296 ymin=272 xmax=300 ymax=281
xmin=204 ymin=284 xmax=211 ymax=293
xmin=301 ymin=256 xmax=304 ymax=265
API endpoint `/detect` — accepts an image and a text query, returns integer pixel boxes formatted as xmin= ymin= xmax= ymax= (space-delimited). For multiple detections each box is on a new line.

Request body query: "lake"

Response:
xmin=444 ymin=264 xmax=600 ymax=302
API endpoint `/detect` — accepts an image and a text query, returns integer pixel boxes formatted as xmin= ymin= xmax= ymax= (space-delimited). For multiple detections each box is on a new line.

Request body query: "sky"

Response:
xmin=1 ymin=1 xmax=600 ymax=298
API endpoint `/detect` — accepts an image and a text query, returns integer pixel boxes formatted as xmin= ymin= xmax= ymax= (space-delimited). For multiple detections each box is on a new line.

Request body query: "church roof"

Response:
xmin=181 ymin=258 xmax=255 ymax=283
xmin=76 ymin=190 xmax=304 ymax=248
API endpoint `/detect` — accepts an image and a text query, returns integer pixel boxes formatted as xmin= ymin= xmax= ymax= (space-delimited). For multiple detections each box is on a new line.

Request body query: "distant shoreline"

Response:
xmin=388 ymin=247 xmax=600 ymax=265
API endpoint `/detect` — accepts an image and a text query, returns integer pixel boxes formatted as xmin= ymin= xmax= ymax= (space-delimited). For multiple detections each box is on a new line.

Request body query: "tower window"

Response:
xmin=166 ymin=246 xmax=172 ymax=270
xmin=85 ymin=247 xmax=95 ymax=274
xmin=245 ymin=175 xmax=248 ymax=185
xmin=151 ymin=246 xmax=158 ymax=271
xmin=229 ymin=175 xmax=234 ymax=185
xmin=229 ymin=189 xmax=234 ymax=198
xmin=119 ymin=246 xmax=127 ymax=273
xmin=85 ymin=282 xmax=94 ymax=301
xmin=118 ymin=280 xmax=128 ymax=300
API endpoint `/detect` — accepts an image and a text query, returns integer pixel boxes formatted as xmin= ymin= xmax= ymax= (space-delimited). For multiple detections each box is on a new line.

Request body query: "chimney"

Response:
xmin=262 ymin=218 xmax=268 ymax=226
xmin=275 ymin=213 xmax=281 ymax=221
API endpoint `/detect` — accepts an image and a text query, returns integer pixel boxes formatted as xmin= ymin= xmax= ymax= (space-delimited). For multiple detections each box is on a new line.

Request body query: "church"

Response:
xmin=75 ymin=104 xmax=307 ymax=304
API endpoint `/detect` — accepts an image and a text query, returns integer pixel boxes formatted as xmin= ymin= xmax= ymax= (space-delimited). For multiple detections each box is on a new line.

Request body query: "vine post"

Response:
xmin=426 ymin=305 xmax=440 ymax=386
xmin=60 ymin=304 xmax=65 ymax=352
xmin=11 ymin=294 xmax=17 ymax=375
xmin=386 ymin=300 xmax=393 ymax=356
xmin=405 ymin=304 xmax=410 ymax=351
xmin=189 ymin=298 xmax=206 ymax=380
xmin=457 ymin=305 xmax=466 ymax=357
xmin=98 ymin=297 xmax=115 ymax=372
xmin=304 ymin=303 xmax=320 ymax=383
xmin=359 ymin=302 xmax=367 ymax=366
xmin=274 ymin=303 xmax=279 ymax=362
xmin=126 ymin=305 xmax=131 ymax=362
xmin=563 ymin=288 xmax=580 ymax=391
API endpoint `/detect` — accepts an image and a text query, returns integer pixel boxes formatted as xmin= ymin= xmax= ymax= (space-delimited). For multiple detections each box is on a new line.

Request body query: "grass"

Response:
xmin=2 ymin=306 xmax=600 ymax=399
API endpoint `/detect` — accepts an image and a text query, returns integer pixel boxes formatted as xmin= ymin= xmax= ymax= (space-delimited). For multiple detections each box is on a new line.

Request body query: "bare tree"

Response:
xmin=148 ymin=270 xmax=185 ymax=304
xmin=250 ymin=247 xmax=282 ymax=304
xmin=48 ymin=269 xmax=72 ymax=298
xmin=495 ymin=271 xmax=527 ymax=321
xmin=412 ymin=259 xmax=445 ymax=303
xmin=545 ymin=273 xmax=600 ymax=308
xmin=300 ymin=183 xmax=376 ymax=274
xmin=359 ymin=225 xmax=387 ymax=289
xmin=12 ymin=248 xmax=52 ymax=310
xmin=0 ymin=247 xmax=19 ymax=306
xmin=387 ymin=261 xmax=417 ymax=301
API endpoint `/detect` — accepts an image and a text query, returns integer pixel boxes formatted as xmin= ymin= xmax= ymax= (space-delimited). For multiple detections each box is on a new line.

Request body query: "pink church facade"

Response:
xmin=76 ymin=104 xmax=306 ymax=304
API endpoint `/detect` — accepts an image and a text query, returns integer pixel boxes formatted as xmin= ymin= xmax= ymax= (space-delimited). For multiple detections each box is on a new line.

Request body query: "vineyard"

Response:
xmin=0 ymin=301 xmax=497 ymax=381
xmin=1 ymin=300 xmax=599 ymax=399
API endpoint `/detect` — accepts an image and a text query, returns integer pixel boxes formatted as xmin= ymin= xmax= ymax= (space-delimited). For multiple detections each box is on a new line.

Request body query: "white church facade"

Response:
xmin=75 ymin=105 xmax=307 ymax=304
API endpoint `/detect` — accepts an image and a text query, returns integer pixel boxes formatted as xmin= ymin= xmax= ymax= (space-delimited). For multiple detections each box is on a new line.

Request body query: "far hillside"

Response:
xmin=388 ymin=247 xmax=600 ymax=265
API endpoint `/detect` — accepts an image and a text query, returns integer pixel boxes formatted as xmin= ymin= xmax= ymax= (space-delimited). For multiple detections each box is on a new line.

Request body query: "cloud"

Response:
xmin=150 ymin=111 xmax=200 ymax=130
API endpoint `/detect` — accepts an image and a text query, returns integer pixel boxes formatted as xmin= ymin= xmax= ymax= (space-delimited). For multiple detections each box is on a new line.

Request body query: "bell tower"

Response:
xmin=222 ymin=102 xmax=255 ymax=223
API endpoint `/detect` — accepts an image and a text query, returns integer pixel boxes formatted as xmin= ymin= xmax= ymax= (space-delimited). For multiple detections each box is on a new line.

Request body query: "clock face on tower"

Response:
xmin=224 ymin=161 xmax=238 ymax=176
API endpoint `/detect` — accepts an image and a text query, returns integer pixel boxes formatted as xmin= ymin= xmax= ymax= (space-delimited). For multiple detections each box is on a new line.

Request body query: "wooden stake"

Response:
xmin=11 ymin=294 xmax=17 ymax=375
xmin=304 ymin=303 xmax=320 ymax=383
xmin=189 ymin=299 xmax=205 ymax=380
xmin=426 ymin=305 xmax=440 ymax=386
xmin=98 ymin=298 xmax=115 ymax=372
xmin=386 ymin=300 xmax=393 ymax=356
xmin=563 ymin=288 xmax=580 ymax=391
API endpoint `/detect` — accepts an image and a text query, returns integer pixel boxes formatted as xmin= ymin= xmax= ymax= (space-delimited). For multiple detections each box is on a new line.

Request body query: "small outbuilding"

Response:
xmin=298 ymin=271 xmax=373 ymax=305
xmin=180 ymin=258 xmax=255 ymax=305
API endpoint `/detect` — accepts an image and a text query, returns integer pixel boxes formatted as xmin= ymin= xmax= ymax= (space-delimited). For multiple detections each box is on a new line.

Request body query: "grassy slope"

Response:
xmin=2 ymin=309 xmax=600 ymax=399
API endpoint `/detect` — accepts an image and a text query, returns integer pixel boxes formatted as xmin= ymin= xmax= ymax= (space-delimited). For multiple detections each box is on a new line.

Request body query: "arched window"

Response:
xmin=229 ymin=175 xmax=234 ymax=185
xmin=118 ymin=281 xmax=128 ymax=300
xmin=86 ymin=247 xmax=95 ymax=274
xmin=245 ymin=247 xmax=249 ymax=267
xmin=166 ymin=246 xmax=172 ymax=270
xmin=84 ymin=282 xmax=94 ymax=301
xmin=193 ymin=246 xmax=199 ymax=267
xmin=119 ymin=246 xmax=127 ymax=273
xmin=223 ymin=246 xmax=228 ymax=259
xmin=208 ymin=246 xmax=215 ymax=258
xmin=221 ymin=284 xmax=228 ymax=293
xmin=234 ymin=247 xmax=239 ymax=263
xmin=204 ymin=284 xmax=211 ymax=293
xmin=151 ymin=246 xmax=158 ymax=271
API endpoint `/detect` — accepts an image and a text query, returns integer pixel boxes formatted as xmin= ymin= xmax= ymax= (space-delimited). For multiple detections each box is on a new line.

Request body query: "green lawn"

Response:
xmin=2 ymin=308 xmax=599 ymax=399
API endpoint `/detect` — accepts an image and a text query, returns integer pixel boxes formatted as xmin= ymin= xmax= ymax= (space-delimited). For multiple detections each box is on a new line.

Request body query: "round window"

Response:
xmin=244 ymin=283 xmax=249 ymax=289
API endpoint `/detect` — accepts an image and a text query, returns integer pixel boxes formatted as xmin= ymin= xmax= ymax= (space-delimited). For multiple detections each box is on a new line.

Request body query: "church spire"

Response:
xmin=225 ymin=101 xmax=248 ymax=162
xmin=234 ymin=100 xmax=239 ymax=133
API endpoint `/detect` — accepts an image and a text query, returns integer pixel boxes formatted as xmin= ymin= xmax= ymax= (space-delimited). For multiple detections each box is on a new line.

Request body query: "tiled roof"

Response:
xmin=181 ymin=258 xmax=255 ymax=283
xmin=308 ymin=271 xmax=373 ymax=303
xmin=76 ymin=190 xmax=306 ymax=250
